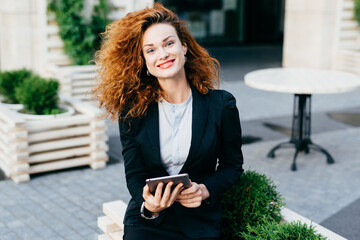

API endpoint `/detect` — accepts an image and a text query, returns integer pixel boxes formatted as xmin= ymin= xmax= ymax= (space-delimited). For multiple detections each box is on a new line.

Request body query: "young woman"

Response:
xmin=93 ymin=3 xmax=244 ymax=240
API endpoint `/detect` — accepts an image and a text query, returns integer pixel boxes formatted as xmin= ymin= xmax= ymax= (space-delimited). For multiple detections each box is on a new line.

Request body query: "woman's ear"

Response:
xmin=182 ymin=43 xmax=187 ymax=55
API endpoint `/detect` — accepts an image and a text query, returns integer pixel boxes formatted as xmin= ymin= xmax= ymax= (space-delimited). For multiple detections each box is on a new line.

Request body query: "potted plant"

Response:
xmin=355 ymin=0 xmax=360 ymax=27
xmin=220 ymin=170 xmax=332 ymax=239
xmin=0 ymin=75 xmax=108 ymax=182
xmin=0 ymin=69 xmax=33 ymax=110
xmin=14 ymin=75 xmax=74 ymax=119
xmin=356 ymin=0 xmax=360 ymax=50
xmin=47 ymin=0 xmax=110 ymax=65
xmin=242 ymin=220 xmax=327 ymax=240
xmin=221 ymin=170 xmax=285 ymax=239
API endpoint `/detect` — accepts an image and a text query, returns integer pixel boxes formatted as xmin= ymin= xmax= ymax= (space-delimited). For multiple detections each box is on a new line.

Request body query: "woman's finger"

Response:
xmin=160 ymin=182 xmax=173 ymax=206
xmin=143 ymin=184 xmax=152 ymax=200
xmin=177 ymin=187 xmax=202 ymax=199
xmin=180 ymin=182 xmax=199 ymax=195
xmin=180 ymin=201 xmax=202 ymax=208
xmin=154 ymin=182 xmax=164 ymax=200
xmin=168 ymin=183 xmax=183 ymax=203
xmin=178 ymin=195 xmax=203 ymax=204
xmin=173 ymin=182 xmax=184 ymax=194
xmin=178 ymin=197 xmax=203 ymax=208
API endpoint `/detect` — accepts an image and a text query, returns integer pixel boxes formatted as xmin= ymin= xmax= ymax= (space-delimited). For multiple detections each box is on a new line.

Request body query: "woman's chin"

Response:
xmin=153 ymin=69 xmax=186 ymax=81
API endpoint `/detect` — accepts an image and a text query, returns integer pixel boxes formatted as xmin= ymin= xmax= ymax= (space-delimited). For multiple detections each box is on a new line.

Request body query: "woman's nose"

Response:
xmin=158 ymin=48 xmax=169 ymax=59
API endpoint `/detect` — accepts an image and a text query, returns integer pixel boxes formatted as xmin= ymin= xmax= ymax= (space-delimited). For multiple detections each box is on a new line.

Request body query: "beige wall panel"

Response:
xmin=286 ymin=0 xmax=338 ymax=12
xmin=283 ymin=0 xmax=339 ymax=69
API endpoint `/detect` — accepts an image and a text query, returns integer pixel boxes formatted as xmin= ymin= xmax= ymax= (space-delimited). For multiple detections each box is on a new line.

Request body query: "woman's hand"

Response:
xmin=176 ymin=182 xmax=210 ymax=208
xmin=143 ymin=181 xmax=183 ymax=213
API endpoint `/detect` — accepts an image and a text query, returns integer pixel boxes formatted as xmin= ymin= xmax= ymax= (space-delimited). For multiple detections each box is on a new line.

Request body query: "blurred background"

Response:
xmin=0 ymin=0 xmax=359 ymax=239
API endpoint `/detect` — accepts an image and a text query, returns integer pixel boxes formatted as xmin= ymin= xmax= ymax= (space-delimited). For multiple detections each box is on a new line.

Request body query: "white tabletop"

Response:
xmin=244 ymin=68 xmax=360 ymax=94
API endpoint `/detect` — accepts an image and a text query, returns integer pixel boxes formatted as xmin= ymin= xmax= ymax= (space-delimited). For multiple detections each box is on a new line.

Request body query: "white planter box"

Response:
xmin=281 ymin=207 xmax=346 ymax=240
xmin=43 ymin=64 xmax=98 ymax=102
xmin=0 ymin=96 xmax=108 ymax=183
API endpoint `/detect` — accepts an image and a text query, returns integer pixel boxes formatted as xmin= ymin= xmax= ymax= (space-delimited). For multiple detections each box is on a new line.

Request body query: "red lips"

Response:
xmin=157 ymin=59 xmax=175 ymax=69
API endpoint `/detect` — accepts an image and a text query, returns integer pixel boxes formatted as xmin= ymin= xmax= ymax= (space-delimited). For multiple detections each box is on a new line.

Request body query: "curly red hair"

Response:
xmin=92 ymin=3 xmax=220 ymax=120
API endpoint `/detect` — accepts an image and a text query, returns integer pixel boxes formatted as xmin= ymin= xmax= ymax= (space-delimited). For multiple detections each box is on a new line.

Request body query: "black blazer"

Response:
xmin=119 ymin=85 xmax=244 ymax=238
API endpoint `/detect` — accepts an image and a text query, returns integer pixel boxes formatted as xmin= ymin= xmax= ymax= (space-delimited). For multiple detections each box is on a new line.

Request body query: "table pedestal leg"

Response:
xmin=267 ymin=94 xmax=335 ymax=170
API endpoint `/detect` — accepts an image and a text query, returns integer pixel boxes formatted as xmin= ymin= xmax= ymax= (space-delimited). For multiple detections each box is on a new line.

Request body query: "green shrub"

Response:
xmin=15 ymin=75 xmax=60 ymax=115
xmin=48 ymin=0 xmax=111 ymax=65
xmin=221 ymin=170 xmax=285 ymax=239
xmin=355 ymin=0 xmax=360 ymax=27
xmin=0 ymin=69 xmax=33 ymax=103
xmin=242 ymin=220 xmax=327 ymax=240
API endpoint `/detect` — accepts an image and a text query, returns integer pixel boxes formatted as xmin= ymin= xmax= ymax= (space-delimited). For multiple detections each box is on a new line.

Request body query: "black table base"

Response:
xmin=267 ymin=94 xmax=335 ymax=171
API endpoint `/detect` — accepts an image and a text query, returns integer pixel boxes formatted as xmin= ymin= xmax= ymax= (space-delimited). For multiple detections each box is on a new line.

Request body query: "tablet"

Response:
xmin=146 ymin=173 xmax=191 ymax=193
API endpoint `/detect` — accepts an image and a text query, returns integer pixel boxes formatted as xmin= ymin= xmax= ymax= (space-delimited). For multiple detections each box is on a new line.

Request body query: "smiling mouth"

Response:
xmin=157 ymin=59 xmax=175 ymax=69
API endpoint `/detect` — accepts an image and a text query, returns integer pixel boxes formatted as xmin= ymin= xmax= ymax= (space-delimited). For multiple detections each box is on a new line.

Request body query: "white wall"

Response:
xmin=0 ymin=0 xmax=46 ymax=72
xmin=282 ymin=0 xmax=340 ymax=69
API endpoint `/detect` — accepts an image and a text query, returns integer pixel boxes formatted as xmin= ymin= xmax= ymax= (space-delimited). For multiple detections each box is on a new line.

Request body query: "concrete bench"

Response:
xmin=98 ymin=200 xmax=127 ymax=240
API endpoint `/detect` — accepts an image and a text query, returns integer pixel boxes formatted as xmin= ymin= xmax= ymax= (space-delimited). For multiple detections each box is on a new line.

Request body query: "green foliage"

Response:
xmin=48 ymin=0 xmax=111 ymax=65
xmin=15 ymin=75 xmax=60 ymax=115
xmin=221 ymin=170 xmax=285 ymax=240
xmin=242 ymin=221 xmax=327 ymax=240
xmin=355 ymin=0 xmax=360 ymax=27
xmin=0 ymin=69 xmax=33 ymax=104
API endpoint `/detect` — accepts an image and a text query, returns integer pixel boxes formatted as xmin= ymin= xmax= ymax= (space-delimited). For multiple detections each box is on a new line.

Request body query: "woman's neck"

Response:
xmin=159 ymin=78 xmax=191 ymax=104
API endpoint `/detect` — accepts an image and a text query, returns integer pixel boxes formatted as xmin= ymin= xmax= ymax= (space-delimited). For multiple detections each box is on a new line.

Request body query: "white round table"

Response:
xmin=244 ymin=68 xmax=360 ymax=170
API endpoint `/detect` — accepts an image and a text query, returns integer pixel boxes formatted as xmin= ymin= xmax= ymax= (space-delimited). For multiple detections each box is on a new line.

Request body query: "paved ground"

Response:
xmin=1 ymin=46 xmax=360 ymax=239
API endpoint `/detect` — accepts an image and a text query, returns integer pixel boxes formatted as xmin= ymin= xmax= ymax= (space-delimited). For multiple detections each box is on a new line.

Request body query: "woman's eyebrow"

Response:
xmin=143 ymin=35 xmax=175 ymax=47
xmin=162 ymin=35 xmax=175 ymax=42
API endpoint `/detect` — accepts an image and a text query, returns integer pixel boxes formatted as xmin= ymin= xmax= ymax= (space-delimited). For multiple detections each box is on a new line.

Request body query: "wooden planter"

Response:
xmin=39 ymin=1 xmax=154 ymax=102
xmin=333 ymin=0 xmax=360 ymax=76
xmin=97 ymin=201 xmax=347 ymax=240
xmin=43 ymin=65 xmax=97 ymax=102
xmin=41 ymin=12 xmax=98 ymax=101
xmin=0 ymin=96 xmax=108 ymax=183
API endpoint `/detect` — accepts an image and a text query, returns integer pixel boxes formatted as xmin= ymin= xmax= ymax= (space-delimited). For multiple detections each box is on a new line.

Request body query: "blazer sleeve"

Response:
xmin=202 ymin=91 xmax=244 ymax=204
xmin=119 ymin=117 xmax=147 ymax=207
xmin=119 ymin=117 xmax=168 ymax=225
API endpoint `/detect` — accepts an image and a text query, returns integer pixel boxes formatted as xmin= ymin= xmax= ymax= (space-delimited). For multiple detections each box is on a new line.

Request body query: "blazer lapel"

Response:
xmin=145 ymin=103 xmax=167 ymax=173
xmin=180 ymin=85 xmax=209 ymax=173
xmin=146 ymin=86 xmax=209 ymax=175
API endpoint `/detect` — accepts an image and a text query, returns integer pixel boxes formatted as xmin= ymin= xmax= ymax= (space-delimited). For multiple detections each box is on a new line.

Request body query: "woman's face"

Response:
xmin=142 ymin=23 xmax=187 ymax=82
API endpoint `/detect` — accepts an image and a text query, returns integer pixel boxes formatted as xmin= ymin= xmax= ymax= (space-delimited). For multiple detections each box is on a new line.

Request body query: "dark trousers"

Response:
xmin=123 ymin=208 xmax=219 ymax=240
xmin=124 ymin=225 xmax=219 ymax=240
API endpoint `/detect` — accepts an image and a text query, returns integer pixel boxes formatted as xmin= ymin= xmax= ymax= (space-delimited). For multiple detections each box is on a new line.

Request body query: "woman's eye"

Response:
xmin=166 ymin=41 xmax=174 ymax=47
xmin=146 ymin=49 xmax=154 ymax=54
